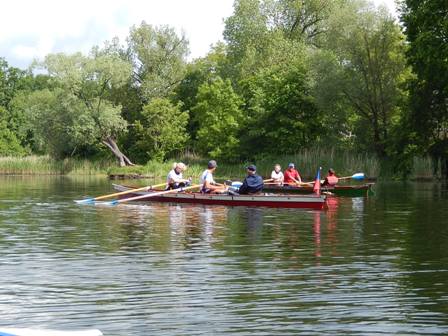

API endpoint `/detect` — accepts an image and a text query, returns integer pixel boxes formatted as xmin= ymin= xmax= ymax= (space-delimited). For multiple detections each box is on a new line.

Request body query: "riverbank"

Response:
xmin=0 ymin=150 xmax=439 ymax=181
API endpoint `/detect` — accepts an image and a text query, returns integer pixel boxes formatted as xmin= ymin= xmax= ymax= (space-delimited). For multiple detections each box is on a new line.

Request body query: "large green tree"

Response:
xmin=192 ymin=77 xmax=243 ymax=160
xmin=127 ymin=22 xmax=189 ymax=101
xmin=18 ymin=51 xmax=133 ymax=165
xmin=401 ymin=0 xmax=448 ymax=177
xmin=240 ymin=62 xmax=324 ymax=156
xmin=321 ymin=2 xmax=409 ymax=156
xmin=132 ymin=98 xmax=189 ymax=161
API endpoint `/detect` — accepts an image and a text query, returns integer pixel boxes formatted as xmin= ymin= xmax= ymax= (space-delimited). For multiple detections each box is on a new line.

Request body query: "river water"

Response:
xmin=0 ymin=176 xmax=447 ymax=335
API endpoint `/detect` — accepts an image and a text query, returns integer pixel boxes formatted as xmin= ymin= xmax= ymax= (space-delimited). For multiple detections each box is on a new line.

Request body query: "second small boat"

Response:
xmin=263 ymin=183 xmax=375 ymax=197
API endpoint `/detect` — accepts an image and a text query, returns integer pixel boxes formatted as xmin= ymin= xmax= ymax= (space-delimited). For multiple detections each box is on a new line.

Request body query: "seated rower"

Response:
xmin=270 ymin=164 xmax=284 ymax=185
xmin=283 ymin=163 xmax=302 ymax=185
xmin=166 ymin=162 xmax=191 ymax=190
xmin=322 ymin=168 xmax=339 ymax=187
xmin=238 ymin=164 xmax=264 ymax=195
xmin=200 ymin=160 xmax=228 ymax=194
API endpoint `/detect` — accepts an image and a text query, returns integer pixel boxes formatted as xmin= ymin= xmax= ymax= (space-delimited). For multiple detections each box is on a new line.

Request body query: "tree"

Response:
xmin=239 ymin=63 xmax=324 ymax=156
xmin=192 ymin=78 xmax=243 ymax=160
xmin=22 ymin=51 xmax=134 ymax=165
xmin=401 ymin=0 xmax=448 ymax=177
xmin=127 ymin=22 xmax=189 ymax=101
xmin=175 ymin=43 xmax=230 ymax=142
xmin=132 ymin=98 xmax=189 ymax=162
xmin=322 ymin=3 xmax=409 ymax=157
xmin=0 ymin=106 xmax=26 ymax=156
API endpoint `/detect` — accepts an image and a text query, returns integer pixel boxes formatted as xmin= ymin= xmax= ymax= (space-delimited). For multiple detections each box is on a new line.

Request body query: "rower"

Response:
xmin=283 ymin=163 xmax=302 ymax=185
xmin=200 ymin=160 xmax=228 ymax=194
xmin=322 ymin=168 xmax=339 ymax=187
xmin=238 ymin=164 xmax=264 ymax=195
xmin=166 ymin=162 xmax=191 ymax=190
xmin=270 ymin=164 xmax=284 ymax=184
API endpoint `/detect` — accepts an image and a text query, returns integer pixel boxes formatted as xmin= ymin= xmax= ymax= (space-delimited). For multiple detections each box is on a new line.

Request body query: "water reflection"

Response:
xmin=1 ymin=177 xmax=448 ymax=335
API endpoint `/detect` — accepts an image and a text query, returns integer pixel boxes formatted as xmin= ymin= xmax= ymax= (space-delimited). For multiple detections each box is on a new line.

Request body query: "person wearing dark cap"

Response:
xmin=322 ymin=168 xmax=339 ymax=187
xmin=199 ymin=160 xmax=227 ymax=193
xmin=283 ymin=162 xmax=302 ymax=185
xmin=238 ymin=164 xmax=264 ymax=195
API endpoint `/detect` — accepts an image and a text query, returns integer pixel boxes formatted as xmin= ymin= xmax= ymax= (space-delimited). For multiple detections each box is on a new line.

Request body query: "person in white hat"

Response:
xmin=166 ymin=162 xmax=191 ymax=190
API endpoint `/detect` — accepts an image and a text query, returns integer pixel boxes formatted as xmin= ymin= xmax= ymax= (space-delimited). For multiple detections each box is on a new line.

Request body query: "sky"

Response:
xmin=0 ymin=0 xmax=397 ymax=70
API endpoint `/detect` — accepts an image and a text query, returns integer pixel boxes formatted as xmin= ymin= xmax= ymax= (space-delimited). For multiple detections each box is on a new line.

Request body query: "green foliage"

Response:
xmin=132 ymin=98 xmax=189 ymax=162
xmin=18 ymin=52 xmax=132 ymax=159
xmin=0 ymin=106 xmax=26 ymax=156
xmin=320 ymin=3 xmax=409 ymax=157
xmin=127 ymin=22 xmax=189 ymax=100
xmin=192 ymin=77 xmax=243 ymax=161
xmin=175 ymin=43 xmax=230 ymax=141
xmin=240 ymin=63 xmax=324 ymax=156
xmin=401 ymin=0 xmax=448 ymax=177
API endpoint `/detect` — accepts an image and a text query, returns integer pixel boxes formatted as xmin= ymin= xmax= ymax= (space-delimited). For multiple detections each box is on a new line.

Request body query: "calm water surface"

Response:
xmin=0 ymin=176 xmax=447 ymax=335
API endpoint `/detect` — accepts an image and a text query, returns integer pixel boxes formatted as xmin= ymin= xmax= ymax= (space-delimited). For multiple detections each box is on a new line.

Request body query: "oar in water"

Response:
xmin=100 ymin=184 xmax=201 ymax=206
xmin=75 ymin=182 xmax=167 ymax=204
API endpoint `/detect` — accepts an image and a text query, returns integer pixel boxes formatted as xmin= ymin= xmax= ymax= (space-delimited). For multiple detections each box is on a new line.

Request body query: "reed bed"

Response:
xmin=0 ymin=151 xmax=439 ymax=180
xmin=0 ymin=155 xmax=112 ymax=175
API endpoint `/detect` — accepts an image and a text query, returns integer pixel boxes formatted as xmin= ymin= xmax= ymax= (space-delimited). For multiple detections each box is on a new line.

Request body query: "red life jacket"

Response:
xmin=326 ymin=175 xmax=339 ymax=186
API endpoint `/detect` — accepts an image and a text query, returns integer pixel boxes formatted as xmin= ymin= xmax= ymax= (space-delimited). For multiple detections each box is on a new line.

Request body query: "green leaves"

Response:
xmin=192 ymin=77 xmax=243 ymax=161
xmin=19 ymin=51 xmax=132 ymax=159
xmin=128 ymin=22 xmax=189 ymax=100
xmin=133 ymin=98 xmax=189 ymax=161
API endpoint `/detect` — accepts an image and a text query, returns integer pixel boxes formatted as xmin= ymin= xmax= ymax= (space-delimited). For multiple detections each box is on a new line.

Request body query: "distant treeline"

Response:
xmin=0 ymin=0 xmax=446 ymax=179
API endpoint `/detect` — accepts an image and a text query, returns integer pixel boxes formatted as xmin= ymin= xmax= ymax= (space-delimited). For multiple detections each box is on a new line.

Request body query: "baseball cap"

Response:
xmin=246 ymin=164 xmax=257 ymax=171
xmin=208 ymin=160 xmax=217 ymax=168
xmin=288 ymin=163 xmax=295 ymax=168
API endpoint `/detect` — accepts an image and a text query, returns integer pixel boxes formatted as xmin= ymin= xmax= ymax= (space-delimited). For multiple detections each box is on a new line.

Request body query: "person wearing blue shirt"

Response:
xmin=238 ymin=164 xmax=264 ymax=195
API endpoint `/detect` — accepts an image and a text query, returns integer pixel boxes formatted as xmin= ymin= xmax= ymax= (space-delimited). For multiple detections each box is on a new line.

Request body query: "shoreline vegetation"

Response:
xmin=0 ymin=150 xmax=439 ymax=182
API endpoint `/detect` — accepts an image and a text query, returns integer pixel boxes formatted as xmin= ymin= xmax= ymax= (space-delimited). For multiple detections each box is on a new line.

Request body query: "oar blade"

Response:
xmin=351 ymin=173 xmax=365 ymax=180
xmin=74 ymin=198 xmax=95 ymax=204
xmin=102 ymin=200 xmax=119 ymax=206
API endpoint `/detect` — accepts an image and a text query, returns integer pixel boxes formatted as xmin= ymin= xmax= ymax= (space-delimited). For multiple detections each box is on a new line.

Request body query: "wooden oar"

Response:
xmin=101 ymin=184 xmax=201 ymax=206
xmin=75 ymin=182 xmax=167 ymax=204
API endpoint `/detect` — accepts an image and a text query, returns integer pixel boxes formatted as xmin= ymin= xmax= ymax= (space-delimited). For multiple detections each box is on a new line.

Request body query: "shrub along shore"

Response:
xmin=0 ymin=150 xmax=439 ymax=182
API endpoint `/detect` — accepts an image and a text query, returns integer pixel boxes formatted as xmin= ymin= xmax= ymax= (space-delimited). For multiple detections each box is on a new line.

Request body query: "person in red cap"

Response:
xmin=238 ymin=164 xmax=264 ymax=194
xmin=283 ymin=163 xmax=302 ymax=185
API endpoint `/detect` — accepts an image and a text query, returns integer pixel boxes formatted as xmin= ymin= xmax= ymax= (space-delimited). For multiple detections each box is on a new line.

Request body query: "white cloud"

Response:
xmin=0 ymin=0 xmax=234 ymax=68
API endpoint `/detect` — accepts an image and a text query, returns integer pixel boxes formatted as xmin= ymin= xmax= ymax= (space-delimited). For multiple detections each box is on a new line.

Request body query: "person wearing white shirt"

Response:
xmin=199 ymin=160 xmax=227 ymax=193
xmin=271 ymin=164 xmax=284 ymax=184
xmin=166 ymin=162 xmax=191 ymax=190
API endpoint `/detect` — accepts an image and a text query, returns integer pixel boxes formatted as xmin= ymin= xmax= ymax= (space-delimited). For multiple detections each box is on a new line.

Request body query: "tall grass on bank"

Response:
xmin=0 ymin=151 xmax=439 ymax=180
xmin=0 ymin=155 xmax=113 ymax=175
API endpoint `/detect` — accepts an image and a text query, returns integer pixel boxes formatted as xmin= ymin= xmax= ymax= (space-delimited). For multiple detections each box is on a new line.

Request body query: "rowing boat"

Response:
xmin=263 ymin=183 xmax=375 ymax=197
xmin=112 ymin=184 xmax=326 ymax=209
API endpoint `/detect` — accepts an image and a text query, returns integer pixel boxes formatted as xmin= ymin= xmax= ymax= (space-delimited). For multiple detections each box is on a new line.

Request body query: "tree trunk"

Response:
xmin=102 ymin=136 xmax=134 ymax=167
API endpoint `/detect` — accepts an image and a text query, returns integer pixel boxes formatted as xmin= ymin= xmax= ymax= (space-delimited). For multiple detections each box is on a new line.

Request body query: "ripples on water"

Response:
xmin=0 ymin=177 xmax=447 ymax=335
